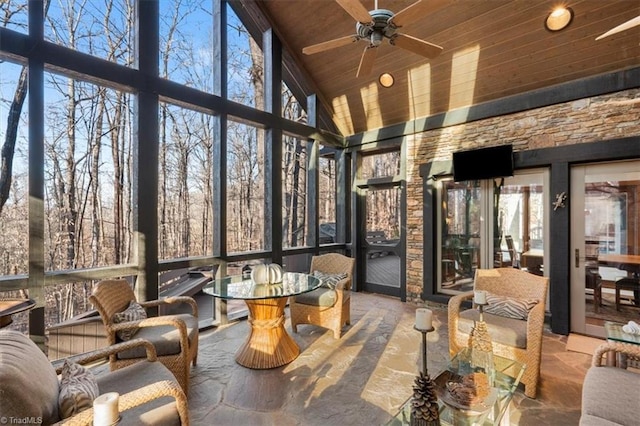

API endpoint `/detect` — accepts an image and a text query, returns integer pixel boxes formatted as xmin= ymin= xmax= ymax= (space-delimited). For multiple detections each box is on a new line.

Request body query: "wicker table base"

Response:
xmin=236 ymin=297 xmax=300 ymax=369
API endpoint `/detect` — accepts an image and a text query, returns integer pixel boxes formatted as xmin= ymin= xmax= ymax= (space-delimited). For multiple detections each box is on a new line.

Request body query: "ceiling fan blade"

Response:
xmin=303 ymin=35 xmax=359 ymax=55
xmin=356 ymin=46 xmax=377 ymax=78
xmin=390 ymin=33 xmax=443 ymax=58
xmin=596 ymin=15 xmax=640 ymax=40
xmin=391 ymin=0 xmax=450 ymax=28
xmin=336 ymin=0 xmax=372 ymax=24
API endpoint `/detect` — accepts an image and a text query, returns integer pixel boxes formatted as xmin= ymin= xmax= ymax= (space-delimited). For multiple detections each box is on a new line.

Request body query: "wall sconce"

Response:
xmin=545 ymin=7 xmax=574 ymax=32
xmin=379 ymin=73 xmax=394 ymax=88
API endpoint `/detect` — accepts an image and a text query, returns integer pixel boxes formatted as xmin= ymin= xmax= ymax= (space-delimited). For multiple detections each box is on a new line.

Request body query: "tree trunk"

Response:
xmin=0 ymin=68 xmax=28 ymax=216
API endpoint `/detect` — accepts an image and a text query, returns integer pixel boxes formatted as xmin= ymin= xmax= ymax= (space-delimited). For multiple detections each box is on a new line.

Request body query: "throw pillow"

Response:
xmin=483 ymin=293 xmax=538 ymax=320
xmin=112 ymin=300 xmax=147 ymax=341
xmin=313 ymin=270 xmax=348 ymax=289
xmin=58 ymin=360 xmax=99 ymax=419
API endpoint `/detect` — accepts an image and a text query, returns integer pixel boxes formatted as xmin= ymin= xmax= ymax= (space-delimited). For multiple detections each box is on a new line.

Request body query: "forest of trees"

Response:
xmin=0 ymin=0 xmax=404 ymax=333
xmin=0 ymin=1 xmax=341 ymax=327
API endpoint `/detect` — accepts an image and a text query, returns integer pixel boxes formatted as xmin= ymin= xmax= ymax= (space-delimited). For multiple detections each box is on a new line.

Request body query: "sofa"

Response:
xmin=0 ymin=330 xmax=189 ymax=425
xmin=580 ymin=342 xmax=640 ymax=426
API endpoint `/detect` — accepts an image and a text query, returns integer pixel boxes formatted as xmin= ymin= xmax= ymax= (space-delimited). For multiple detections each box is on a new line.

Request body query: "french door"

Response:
xmin=570 ymin=160 xmax=640 ymax=337
xmin=437 ymin=170 xmax=549 ymax=296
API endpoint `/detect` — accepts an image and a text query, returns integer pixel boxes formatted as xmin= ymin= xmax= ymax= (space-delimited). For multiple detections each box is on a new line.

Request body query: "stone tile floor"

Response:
xmin=189 ymin=292 xmax=593 ymax=425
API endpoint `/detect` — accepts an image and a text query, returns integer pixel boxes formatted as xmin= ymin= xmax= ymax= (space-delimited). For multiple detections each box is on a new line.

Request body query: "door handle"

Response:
xmin=575 ymin=249 xmax=580 ymax=268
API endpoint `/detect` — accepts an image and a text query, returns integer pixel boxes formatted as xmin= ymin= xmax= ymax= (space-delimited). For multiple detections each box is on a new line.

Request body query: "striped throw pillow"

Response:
xmin=313 ymin=271 xmax=348 ymax=289
xmin=112 ymin=300 xmax=147 ymax=341
xmin=58 ymin=360 xmax=99 ymax=419
xmin=484 ymin=293 xmax=539 ymax=320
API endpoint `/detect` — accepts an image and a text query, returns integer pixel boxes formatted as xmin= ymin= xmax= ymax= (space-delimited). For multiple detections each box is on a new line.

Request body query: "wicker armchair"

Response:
xmin=290 ymin=253 xmax=356 ymax=339
xmin=581 ymin=342 xmax=640 ymax=425
xmin=0 ymin=331 xmax=189 ymax=425
xmin=90 ymin=279 xmax=199 ymax=395
xmin=448 ymin=268 xmax=548 ymax=398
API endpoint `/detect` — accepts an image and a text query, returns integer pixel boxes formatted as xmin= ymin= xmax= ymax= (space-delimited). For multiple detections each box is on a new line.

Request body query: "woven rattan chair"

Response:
xmin=0 ymin=331 xmax=189 ymax=425
xmin=289 ymin=253 xmax=355 ymax=339
xmin=448 ymin=268 xmax=548 ymax=398
xmin=581 ymin=342 xmax=640 ymax=425
xmin=90 ymin=279 xmax=199 ymax=395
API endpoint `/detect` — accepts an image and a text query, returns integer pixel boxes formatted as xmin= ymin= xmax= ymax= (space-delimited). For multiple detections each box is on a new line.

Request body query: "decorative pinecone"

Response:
xmin=410 ymin=372 xmax=440 ymax=425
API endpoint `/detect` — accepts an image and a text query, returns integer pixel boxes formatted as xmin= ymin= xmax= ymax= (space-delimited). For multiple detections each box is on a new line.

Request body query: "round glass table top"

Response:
xmin=202 ymin=272 xmax=322 ymax=300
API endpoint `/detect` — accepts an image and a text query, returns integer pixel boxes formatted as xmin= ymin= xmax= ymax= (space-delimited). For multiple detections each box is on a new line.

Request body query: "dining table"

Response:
xmin=598 ymin=254 xmax=640 ymax=276
xmin=202 ymin=272 xmax=322 ymax=369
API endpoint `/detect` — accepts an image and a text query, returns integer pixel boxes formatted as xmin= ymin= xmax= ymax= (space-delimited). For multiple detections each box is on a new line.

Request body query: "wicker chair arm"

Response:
xmin=118 ymin=380 xmax=189 ymax=424
xmin=110 ymin=316 xmax=188 ymax=337
xmin=448 ymin=291 xmax=473 ymax=317
xmin=138 ymin=296 xmax=198 ymax=317
xmin=58 ymin=380 xmax=189 ymax=426
xmin=447 ymin=291 xmax=473 ymax=343
xmin=334 ymin=277 xmax=351 ymax=291
xmin=526 ymin=300 xmax=546 ymax=337
xmin=592 ymin=342 xmax=640 ymax=367
xmin=55 ymin=339 xmax=157 ymax=374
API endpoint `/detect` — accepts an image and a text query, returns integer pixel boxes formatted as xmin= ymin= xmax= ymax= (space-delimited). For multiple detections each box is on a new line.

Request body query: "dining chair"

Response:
xmin=289 ymin=253 xmax=355 ymax=339
xmin=90 ymin=279 xmax=199 ymax=395
xmin=615 ymin=277 xmax=640 ymax=311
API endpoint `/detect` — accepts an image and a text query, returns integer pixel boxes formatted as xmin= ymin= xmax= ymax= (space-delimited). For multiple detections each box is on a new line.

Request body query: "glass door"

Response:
xmin=362 ymin=185 xmax=402 ymax=297
xmin=437 ymin=170 xmax=548 ymax=296
xmin=570 ymin=160 xmax=640 ymax=337
xmin=439 ymin=179 xmax=483 ymax=294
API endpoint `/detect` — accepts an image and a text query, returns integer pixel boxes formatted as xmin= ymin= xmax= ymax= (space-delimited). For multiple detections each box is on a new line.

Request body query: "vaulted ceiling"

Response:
xmin=240 ymin=0 xmax=640 ymax=138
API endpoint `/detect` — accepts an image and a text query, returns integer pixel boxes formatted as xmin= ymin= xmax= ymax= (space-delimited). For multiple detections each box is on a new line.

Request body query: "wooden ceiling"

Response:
xmin=251 ymin=0 xmax=640 ymax=137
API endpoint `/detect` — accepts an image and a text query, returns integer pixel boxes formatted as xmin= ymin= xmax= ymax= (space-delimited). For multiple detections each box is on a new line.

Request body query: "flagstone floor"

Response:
xmin=188 ymin=292 xmax=594 ymax=425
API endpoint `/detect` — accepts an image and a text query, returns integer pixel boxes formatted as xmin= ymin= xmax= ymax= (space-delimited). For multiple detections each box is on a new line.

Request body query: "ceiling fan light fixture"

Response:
xmin=379 ymin=73 xmax=394 ymax=88
xmin=371 ymin=31 xmax=384 ymax=46
xmin=545 ymin=7 xmax=573 ymax=32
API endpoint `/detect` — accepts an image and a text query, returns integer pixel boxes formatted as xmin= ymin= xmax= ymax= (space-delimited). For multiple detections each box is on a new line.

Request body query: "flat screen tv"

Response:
xmin=453 ymin=145 xmax=514 ymax=182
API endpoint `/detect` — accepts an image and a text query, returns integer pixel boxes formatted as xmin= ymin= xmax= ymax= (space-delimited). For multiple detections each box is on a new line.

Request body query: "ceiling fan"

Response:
xmin=596 ymin=15 xmax=640 ymax=40
xmin=302 ymin=0 xmax=448 ymax=78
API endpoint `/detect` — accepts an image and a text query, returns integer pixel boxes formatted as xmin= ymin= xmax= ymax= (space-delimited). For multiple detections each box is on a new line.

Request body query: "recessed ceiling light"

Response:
xmin=545 ymin=7 xmax=574 ymax=32
xmin=379 ymin=73 xmax=394 ymax=88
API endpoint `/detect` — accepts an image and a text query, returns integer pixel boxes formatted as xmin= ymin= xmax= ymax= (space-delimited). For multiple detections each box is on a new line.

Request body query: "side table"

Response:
xmin=0 ymin=298 xmax=36 ymax=328
xmin=603 ymin=321 xmax=640 ymax=368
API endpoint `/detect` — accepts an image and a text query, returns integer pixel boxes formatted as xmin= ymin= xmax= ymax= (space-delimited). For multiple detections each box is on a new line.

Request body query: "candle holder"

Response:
xmin=410 ymin=325 xmax=440 ymax=426
xmin=468 ymin=302 xmax=495 ymax=385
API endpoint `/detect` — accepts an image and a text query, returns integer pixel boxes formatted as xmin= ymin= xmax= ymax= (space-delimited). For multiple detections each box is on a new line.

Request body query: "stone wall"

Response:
xmin=404 ymin=88 xmax=640 ymax=304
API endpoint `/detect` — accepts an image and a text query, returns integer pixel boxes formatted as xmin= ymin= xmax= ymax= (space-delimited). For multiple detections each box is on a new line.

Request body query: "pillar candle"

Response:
xmin=474 ymin=290 xmax=487 ymax=304
xmin=93 ymin=392 xmax=119 ymax=426
xmin=415 ymin=308 xmax=433 ymax=330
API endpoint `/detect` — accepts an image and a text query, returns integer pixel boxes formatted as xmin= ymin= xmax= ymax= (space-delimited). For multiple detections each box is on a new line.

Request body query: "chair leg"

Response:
xmin=524 ymin=382 xmax=537 ymax=399
xmin=616 ymin=288 xmax=621 ymax=311
xmin=594 ymin=283 xmax=601 ymax=314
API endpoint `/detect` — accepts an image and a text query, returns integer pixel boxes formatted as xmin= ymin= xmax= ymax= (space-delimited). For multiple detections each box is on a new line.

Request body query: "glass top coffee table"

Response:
xmin=387 ymin=348 xmax=525 ymax=426
xmin=203 ymin=272 xmax=321 ymax=369
xmin=604 ymin=321 xmax=640 ymax=368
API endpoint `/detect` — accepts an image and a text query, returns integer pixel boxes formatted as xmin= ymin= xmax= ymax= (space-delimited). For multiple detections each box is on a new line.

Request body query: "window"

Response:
xmin=226 ymin=120 xmax=265 ymax=253
xmin=158 ymin=102 xmax=216 ymax=259
xmin=282 ymin=135 xmax=308 ymax=248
